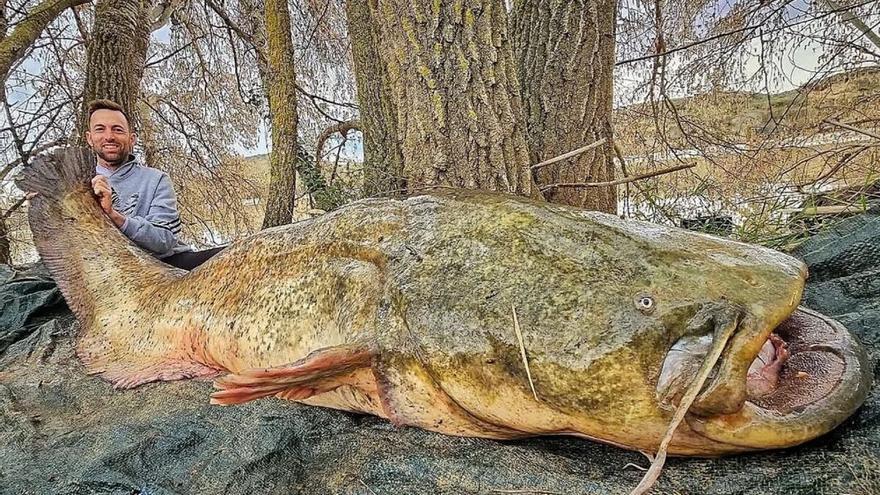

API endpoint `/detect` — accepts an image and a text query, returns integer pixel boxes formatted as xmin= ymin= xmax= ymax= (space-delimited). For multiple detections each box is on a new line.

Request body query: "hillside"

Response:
xmin=614 ymin=67 xmax=880 ymax=147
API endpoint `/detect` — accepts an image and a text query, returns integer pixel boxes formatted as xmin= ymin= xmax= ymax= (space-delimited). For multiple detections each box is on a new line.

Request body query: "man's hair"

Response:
xmin=87 ymin=99 xmax=134 ymax=131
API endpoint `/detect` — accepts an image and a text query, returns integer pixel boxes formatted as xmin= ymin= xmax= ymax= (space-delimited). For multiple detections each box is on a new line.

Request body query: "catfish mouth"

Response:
xmin=741 ymin=309 xmax=847 ymax=414
xmin=661 ymin=306 xmax=871 ymax=450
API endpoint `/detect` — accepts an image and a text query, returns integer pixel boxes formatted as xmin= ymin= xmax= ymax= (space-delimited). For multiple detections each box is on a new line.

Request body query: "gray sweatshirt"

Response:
xmin=97 ymin=156 xmax=191 ymax=258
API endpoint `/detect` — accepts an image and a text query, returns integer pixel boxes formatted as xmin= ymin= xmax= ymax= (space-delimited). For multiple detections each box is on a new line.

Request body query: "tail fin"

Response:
xmin=15 ymin=147 xmax=95 ymax=202
xmin=15 ymin=147 xmax=179 ymax=325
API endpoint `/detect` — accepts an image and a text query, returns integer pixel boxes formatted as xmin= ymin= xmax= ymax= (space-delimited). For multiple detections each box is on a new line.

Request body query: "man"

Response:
xmin=86 ymin=99 xmax=224 ymax=270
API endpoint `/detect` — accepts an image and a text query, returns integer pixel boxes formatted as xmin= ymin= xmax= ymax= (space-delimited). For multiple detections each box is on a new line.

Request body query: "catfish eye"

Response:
xmin=636 ymin=295 xmax=655 ymax=313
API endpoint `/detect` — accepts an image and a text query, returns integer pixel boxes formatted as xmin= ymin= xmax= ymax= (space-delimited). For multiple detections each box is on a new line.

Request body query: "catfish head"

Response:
xmin=554 ymin=214 xmax=871 ymax=455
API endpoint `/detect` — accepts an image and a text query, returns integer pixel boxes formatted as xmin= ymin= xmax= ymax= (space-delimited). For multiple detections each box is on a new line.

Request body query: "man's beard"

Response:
xmin=94 ymin=144 xmax=129 ymax=165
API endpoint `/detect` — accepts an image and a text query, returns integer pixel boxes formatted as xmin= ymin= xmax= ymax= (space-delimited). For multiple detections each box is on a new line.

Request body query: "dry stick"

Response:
xmin=629 ymin=316 xmax=738 ymax=495
xmin=511 ymin=306 xmax=538 ymax=401
xmin=530 ymin=138 xmax=607 ymax=171
xmin=540 ymin=163 xmax=696 ymax=192
xmin=823 ymin=119 xmax=880 ymax=141
xmin=358 ymin=479 xmax=378 ymax=495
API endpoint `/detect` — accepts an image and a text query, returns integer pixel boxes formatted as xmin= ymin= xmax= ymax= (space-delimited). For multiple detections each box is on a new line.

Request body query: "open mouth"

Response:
xmin=661 ymin=306 xmax=871 ymax=449
xmin=743 ymin=309 xmax=848 ymax=414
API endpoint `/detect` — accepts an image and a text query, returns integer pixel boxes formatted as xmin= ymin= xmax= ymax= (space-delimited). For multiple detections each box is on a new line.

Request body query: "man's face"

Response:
xmin=85 ymin=109 xmax=136 ymax=166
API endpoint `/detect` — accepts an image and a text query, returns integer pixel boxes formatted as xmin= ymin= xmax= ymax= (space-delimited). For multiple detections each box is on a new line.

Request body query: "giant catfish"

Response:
xmin=18 ymin=149 xmax=871 ymax=484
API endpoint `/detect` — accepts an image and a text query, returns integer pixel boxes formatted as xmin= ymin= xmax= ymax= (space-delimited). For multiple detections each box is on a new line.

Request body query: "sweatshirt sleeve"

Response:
xmin=120 ymin=173 xmax=183 ymax=255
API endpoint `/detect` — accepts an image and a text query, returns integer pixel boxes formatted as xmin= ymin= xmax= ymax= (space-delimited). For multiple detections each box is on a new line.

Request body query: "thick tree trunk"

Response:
xmin=77 ymin=0 xmax=150 ymax=138
xmin=345 ymin=0 xmax=405 ymax=197
xmin=512 ymin=0 xmax=617 ymax=212
xmin=368 ymin=0 xmax=532 ymax=195
xmin=260 ymin=0 xmax=301 ymax=229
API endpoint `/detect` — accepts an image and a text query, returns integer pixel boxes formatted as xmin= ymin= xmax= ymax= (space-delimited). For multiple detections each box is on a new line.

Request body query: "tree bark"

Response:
xmin=0 ymin=0 xmax=91 ymax=83
xmin=367 ymin=0 xmax=532 ymax=195
xmin=345 ymin=0 xmax=405 ymax=197
xmin=260 ymin=0 xmax=301 ymax=229
xmin=512 ymin=0 xmax=617 ymax=212
xmin=77 ymin=0 xmax=150 ymax=139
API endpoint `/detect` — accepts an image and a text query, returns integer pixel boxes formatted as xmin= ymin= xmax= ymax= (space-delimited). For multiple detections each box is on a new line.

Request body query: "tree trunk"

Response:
xmin=77 ymin=0 xmax=150 ymax=139
xmin=260 ymin=0 xmax=301 ymax=229
xmin=367 ymin=0 xmax=532 ymax=195
xmin=345 ymin=0 xmax=405 ymax=197
xmin=512 ymin=0 xmax=617 ymax=212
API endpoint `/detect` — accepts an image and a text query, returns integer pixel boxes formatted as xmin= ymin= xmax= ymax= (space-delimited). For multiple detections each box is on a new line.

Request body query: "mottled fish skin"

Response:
xmin=19 ymin=149 xmax=869 ymax=456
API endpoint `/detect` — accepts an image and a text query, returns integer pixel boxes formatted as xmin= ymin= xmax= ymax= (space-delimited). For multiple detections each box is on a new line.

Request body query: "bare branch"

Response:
xmin=529 ymin=138 xmax=607 ymax=171
xmin=0 ymin=137 xmax=66 ymax=181
xmin=823 ymin=119 xmax=880 ymax=141
xmin=145 ymin=35 xmax=205 ymax=68
xmin=150 ymin=0 xmax=186 ymax=32
xmin=822 ymin=0 xmax=880 ymax=52
xmin=1 ymin=195 xmax=27 ymax=220
xmin=0 ymin=0 xmax=91 ymax=81
xmin=204 ymin=0 xmax=266 ymax=65
xmin=314 ymin=119 xmax=361 ymax=165
xmin=540 ymin=163 xmax=696 ymax=192
xmin=70 ymin=4 xmax=88 ymax=43
xmin=296 ymin=82 xmax=358 ymax=110
xmin=615 ymin=0 xmax=877 ymax=67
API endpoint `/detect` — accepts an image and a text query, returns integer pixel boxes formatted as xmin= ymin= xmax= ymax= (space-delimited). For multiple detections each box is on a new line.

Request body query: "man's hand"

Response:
xmin=91 ymin=175 xmax=126 ymax=228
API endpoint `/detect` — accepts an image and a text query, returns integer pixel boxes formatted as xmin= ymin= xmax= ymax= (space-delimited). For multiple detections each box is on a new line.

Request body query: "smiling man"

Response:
xmin=86 ymin=99 xmax=223 ymax=270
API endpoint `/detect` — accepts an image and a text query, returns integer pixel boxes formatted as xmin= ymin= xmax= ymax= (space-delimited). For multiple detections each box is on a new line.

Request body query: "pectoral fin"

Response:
xmin=210 ymin=345 xmax=375 ymax=405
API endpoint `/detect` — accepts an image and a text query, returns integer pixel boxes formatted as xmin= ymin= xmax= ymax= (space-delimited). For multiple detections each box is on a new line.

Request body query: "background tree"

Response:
xmin=259 ymin=0 xmax=302 ymax=228
xmin=345 ymin=0 xmax=404 ymax=197
xmin=77 ymin=0 xmax=150 ymax=136
xmin=512 ymin=0 xmax=618 ymax=212
xmin=364 ymin=0 xmax=533 ymax=195
xmin=0 ymin=0 xmax=90 ymax=82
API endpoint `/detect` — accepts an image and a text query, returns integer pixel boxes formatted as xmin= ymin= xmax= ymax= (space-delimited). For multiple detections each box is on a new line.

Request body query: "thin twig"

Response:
xmin=822 ymin=119 xmax=880 ymax=141
xmin=613 ymin=141 xmax=631 ymax=218
xmin=205 ymin=0 xmax=266 ymax=64
xmin=0 ymin=137 xmax=65 ymax=181
xmin=1 ymin=195 xmax=27 ymax=220
xmin=541 ymin=163 xmax=695 ymax=191
xmin=796 ymin=145 xmax=867 ymax=188
xmin=623 ymin=463 xmax=649 ymax=472
xmin=530 ymin=138 xmax=607 ymax=171
xmin=358 ymin=479 xmax=378 ymax=495
xmin=511 ymin=305 xmax=538 ymax=401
